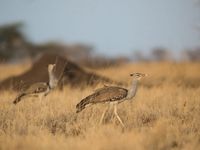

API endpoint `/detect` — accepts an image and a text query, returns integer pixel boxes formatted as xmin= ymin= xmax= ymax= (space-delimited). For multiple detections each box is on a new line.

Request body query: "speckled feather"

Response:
xmin=76 ymin=86 xmax=128 ymax=112
xmin=13 ymin=82 xmax=50 ymax=104
xmin=24 ymin=82 xmax=49 ymax=94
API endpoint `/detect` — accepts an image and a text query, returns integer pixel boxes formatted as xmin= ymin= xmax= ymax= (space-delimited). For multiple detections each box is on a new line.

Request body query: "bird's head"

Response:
xmin=130 ymin=73 xmax=148 ymax=80
xmin=48 ymin=64 xmax=56 ymax=73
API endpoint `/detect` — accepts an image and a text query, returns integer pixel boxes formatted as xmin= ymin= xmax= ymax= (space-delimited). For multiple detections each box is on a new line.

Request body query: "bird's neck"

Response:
xmin=48 ymin=70 xmax=57 ymax=89
xmin=127 ymin=79 xmax=138 ymax=99
xmin=47 ymin=82 xmax=52 ymax=89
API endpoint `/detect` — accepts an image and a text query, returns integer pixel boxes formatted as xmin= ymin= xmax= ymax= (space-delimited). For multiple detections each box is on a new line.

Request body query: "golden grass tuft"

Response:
xmin=0 ymin=62 xmax=200 ymax=150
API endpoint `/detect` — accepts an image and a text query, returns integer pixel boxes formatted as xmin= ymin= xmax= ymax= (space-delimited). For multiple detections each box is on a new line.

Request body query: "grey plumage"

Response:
xmin=76 ymin=72 xmax=147 ymax=127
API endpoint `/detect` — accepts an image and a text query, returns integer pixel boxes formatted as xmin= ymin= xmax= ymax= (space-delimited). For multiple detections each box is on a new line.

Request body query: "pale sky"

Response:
xmin=0 ymin=0 xmax=200 ymax=56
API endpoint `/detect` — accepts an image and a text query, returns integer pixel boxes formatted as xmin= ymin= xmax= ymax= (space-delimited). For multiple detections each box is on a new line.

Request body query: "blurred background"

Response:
xmin=1 ymin=1 xmax=200 ymax=149
xmin=0 ymin=0 xmax=200 ymax=67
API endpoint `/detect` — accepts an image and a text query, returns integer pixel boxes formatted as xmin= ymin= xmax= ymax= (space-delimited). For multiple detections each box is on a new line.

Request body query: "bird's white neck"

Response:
xmin=48 ymin=70 xmax=58 ymax=89
xmin=126 ymin=79 xmax=138 ymax=99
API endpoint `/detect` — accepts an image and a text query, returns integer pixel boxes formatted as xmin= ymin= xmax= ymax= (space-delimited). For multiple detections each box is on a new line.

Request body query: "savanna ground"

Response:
xmin=0 ymin=62 xmax=200 ymax=150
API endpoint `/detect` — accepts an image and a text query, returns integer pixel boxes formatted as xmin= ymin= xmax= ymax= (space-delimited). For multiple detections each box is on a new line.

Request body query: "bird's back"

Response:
xmin=90 ymin=86 xmax=128 ymax=103
xmin=76 ymin=86 xmax=128 ymax=113
xmin=25 ymin=82 xmax=48 ymax=94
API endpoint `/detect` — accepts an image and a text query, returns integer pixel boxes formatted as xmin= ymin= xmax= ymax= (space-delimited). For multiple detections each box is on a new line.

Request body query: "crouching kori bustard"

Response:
xmin=13 ymin=57 xmax=67 ymax=104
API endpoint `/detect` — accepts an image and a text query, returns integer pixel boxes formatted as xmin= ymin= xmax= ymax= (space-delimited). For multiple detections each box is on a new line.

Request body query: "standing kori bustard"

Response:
xmin=13 ymin=57 xmax=67 ymax=104
xmin=76 ymin=73 xmax=148 ymax=127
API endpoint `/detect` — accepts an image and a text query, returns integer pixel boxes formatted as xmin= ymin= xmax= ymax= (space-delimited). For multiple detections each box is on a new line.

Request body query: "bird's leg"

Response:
xmin=113 ymin=104 xmax=125 ymax=128
xmin=109 ymin=103 xmax=115 ymax=121
xmin=99 ymin=104 xmax=109 ymax=124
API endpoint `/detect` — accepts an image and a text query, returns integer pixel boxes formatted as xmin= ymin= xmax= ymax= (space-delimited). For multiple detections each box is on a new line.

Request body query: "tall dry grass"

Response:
xmin=0 ymin=62 xmax=200 ymax=150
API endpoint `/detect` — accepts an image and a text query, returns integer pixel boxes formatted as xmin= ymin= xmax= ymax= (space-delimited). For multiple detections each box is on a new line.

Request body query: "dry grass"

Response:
xmin=0 ymin=62 xmax=200 ymax=150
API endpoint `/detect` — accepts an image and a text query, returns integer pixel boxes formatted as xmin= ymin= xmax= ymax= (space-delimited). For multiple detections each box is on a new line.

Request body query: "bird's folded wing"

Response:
xmin=25 ymin=82 xmax=48 ymax=94
xmin=86 ymin=86 xmax=128 ymax=103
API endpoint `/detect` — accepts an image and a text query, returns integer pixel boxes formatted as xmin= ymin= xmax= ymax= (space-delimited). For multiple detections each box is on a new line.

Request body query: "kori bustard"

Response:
xmin=76 ymin=73 xmax=148 ymax=127
xmin=13 ymin=57 xmax=67 ymax=104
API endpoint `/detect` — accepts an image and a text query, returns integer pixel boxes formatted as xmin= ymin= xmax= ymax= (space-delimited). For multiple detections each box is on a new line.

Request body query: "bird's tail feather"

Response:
xmin=13 ymin=93 xmax=25 ymax=104
xmin=76 ymin=97 xmax=91 ymax=113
